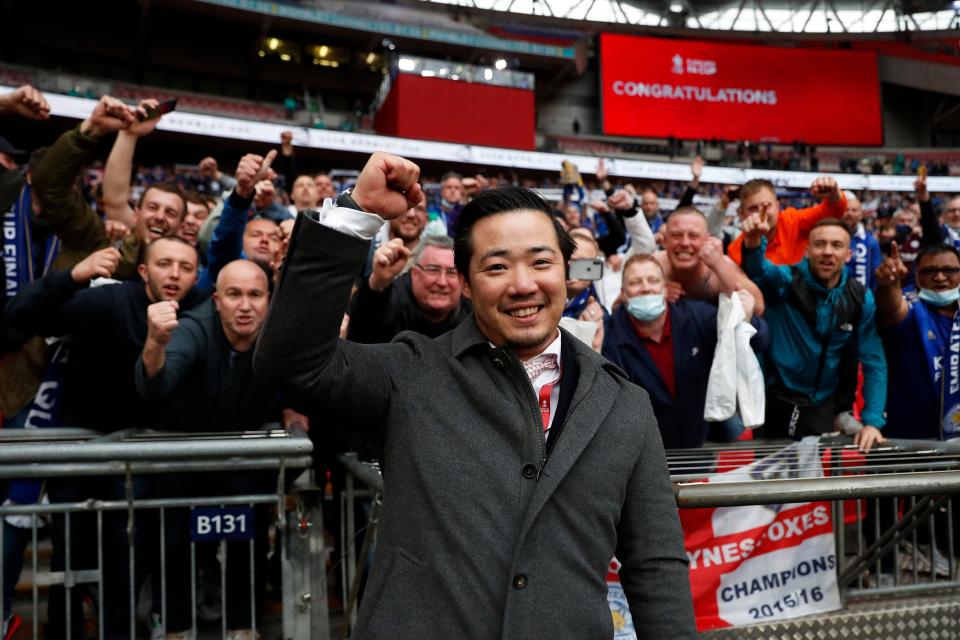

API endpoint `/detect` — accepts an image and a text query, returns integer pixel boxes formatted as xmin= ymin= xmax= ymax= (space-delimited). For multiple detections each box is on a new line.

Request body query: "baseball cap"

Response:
xmin=0 ymin=136 xmax=25 ymax=158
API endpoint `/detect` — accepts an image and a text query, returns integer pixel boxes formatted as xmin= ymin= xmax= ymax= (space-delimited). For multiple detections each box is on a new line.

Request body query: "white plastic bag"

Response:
xmin=703 ymin=294 xmax=742 ymax=422
xmin=735 ymin=318 xmax=766 ymax=428
xmin=704 ymin=293 xmax=766 ymax=427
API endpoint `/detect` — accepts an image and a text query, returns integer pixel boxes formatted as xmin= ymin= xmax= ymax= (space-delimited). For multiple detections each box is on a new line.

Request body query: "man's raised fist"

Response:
xmin=810 ymin=177 xmax=840 ymax=202
xmin=146 ymin=300 xmax=180 ymax=347
xmin=369 ymin=238 xmax=412 ymax=292
xmin=352 ymin=152 xmax=423 ymax=220
xmin=235 ymin=150 xmax=278 ymax=199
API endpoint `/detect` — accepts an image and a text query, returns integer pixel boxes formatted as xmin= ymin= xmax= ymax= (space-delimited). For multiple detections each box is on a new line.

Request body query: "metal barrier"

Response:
xmin=669 ymin=436 xmax=960 ymax=639
xmin=0 ymin=427 xmax=329 ymax=640
xmin=335 ymin=436 xmax=960 ymax=639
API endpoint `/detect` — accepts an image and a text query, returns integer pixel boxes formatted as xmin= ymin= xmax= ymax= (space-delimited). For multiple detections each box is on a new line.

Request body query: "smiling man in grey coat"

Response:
xmin=254 ymin=151 xmax=695 ymax=639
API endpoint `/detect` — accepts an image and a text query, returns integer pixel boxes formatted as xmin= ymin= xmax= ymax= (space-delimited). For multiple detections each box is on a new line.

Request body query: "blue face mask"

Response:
xmin=626 ymin=293 xmax=666 ymax=321
xmin=919 ymin=287 xmax=960 ymax=307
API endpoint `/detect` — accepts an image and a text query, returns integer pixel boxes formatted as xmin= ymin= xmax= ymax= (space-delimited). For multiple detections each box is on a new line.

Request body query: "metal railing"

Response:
xmin=334 ymin=436 xmax=960 ymax=637
xmin=668 ymin=436 xmax=960 ymax=601
xmin=0 ymin=427 xmax=325 ymax=640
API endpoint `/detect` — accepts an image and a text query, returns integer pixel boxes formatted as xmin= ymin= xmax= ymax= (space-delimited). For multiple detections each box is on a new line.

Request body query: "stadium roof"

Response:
xmin=420 ymin=0 xmax=960 ymax=32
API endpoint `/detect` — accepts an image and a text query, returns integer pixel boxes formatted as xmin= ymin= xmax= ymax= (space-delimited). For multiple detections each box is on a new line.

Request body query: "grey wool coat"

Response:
xmin=253 ymin=209 xmax=696 ymax=639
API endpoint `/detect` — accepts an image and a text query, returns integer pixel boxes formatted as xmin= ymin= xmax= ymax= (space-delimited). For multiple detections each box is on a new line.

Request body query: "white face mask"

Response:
xmin=626 ymin=293 xmax=666 ymax=321
xmin=919 ymin=286 xmax=960 ymax=307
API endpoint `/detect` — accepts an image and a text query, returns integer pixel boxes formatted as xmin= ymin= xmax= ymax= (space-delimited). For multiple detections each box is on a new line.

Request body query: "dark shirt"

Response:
xmin=348 ymin=272 xmax=471 ymax=344
xmin=134 ymin=299 xmax=277 ymax=432
xmin=3 ymin=270 xmax=204 ymax=431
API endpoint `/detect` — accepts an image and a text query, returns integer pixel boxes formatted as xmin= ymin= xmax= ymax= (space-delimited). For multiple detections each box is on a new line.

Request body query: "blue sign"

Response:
xmin=190 ymin=507 xmax=254 ymax=542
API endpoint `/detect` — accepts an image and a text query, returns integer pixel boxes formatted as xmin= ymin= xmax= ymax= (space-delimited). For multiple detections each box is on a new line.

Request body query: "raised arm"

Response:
xmin=0 ymin=85 xmax=50 ymax=120
xmin=31 ymin=95 xmax=139 ymax=255
xmin=674 ymin=155 xmax=702 ymax=211
xmin=915 ymin=175 xmax=944 ymax=248
xmin=700 ymin=236 xmax=766 ymax=315
xmin=614 ymin=190 xmax=657 ymax=255
xmin=3 ymin=247 xmax=121 ymax=338
xmin=873 ymin=241 xmax=909 ymax=327
xmin=254 ymin=152 xmax=424 ymax=422
xmin=794 ymin=177 xmax=846 ymax=236
xmin=101 ymin=101 xmax=156 ymax=227
xmin=741 ymin=209 xmax=791 ymax=296
xmin=200 ymin=150 xmax=276 ymax=289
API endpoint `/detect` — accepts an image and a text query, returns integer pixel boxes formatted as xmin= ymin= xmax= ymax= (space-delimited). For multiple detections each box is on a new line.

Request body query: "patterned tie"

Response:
xmin=522 ymin=354 xmax=559 ymax=381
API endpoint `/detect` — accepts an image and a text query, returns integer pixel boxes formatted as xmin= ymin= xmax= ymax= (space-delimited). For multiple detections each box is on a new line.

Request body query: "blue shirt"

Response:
xmin=882 ymin=300 xmax=953 ymax=439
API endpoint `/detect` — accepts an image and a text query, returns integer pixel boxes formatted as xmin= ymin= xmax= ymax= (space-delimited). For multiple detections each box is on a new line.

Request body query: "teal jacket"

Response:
xmin=743 ymin=238 xmax=887 ymax=428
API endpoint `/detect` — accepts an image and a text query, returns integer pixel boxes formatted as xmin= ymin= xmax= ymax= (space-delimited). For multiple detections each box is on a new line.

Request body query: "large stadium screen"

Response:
xmin=600 ymin=34 xmax=883 ymax=145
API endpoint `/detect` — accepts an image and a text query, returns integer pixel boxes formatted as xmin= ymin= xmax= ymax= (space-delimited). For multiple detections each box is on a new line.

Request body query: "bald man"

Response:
xmin=842 ymin=191 xmax=881 ymax=289
xmin=136 ymin=259 xmax=274 ymax=429
xmin=134 ymin=259 xmax=278 ymax=636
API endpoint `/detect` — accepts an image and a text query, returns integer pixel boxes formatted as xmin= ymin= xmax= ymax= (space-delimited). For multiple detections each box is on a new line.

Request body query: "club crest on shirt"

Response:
xmin=943 ymin=405 xmax=960 ymax=437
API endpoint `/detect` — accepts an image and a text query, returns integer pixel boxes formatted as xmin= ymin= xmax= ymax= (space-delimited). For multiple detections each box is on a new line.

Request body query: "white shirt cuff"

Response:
xmin=314 ymin=199 xmax=385 ymax=240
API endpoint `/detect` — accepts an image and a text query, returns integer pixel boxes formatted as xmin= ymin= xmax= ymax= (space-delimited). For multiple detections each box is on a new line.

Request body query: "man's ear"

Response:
xmin=459 ymin=273 xmax=471 ymax=301
xmin=138 ymin=263 xmax=148 ymax=283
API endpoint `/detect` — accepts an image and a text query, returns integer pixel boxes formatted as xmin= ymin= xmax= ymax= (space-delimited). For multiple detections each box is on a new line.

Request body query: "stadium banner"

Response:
xmin=20 ymin=86 xmax=959 ymax=192
xmin=600 ymin=34 xmax=882 ymax=146
xmin=606 ymin=438 xmax=841 ymax=634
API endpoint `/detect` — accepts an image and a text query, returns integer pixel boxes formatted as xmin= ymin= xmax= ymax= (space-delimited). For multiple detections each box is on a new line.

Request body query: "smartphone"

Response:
xmin=568 ymin=258 xmax=604 ymax=281
xmin=139 ymin=99 xmax=178 ymax=122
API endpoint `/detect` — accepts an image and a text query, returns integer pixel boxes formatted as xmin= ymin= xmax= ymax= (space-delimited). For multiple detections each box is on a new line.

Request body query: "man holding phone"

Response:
xmin=564 ymin=229 xmax=608 ymax=320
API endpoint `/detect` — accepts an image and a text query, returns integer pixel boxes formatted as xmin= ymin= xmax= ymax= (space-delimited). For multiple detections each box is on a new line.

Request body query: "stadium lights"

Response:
xmin=268 ymin=37 xmax=279 ymax=51
xmin=484 ymin=68 xmax=493 ymax=80
xmin=398 ymin=58 xmax=417 ymax=71
xmin=421 ymin=70 xmax=436 ymax=77
xmin=280 ymin=53 xmax=291 ymax=62
xmin=669 ymin=2 xmax=684 ymax=13
xmin=366 ymin=52 xmax=376 ymax=64
xmin=319 ymin=45 xmax=329 ymax=58
xmin=494 ymin=58 xmax=507 ymax=70
xmin=258 ymin=50 xmax=266 ymax=58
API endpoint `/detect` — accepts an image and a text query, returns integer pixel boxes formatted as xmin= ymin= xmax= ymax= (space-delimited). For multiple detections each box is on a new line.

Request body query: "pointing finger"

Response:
xmin=260 ymin=149 xmax=278 ymax=176
xmin=890 ymin=241 xmax=900 ymax=260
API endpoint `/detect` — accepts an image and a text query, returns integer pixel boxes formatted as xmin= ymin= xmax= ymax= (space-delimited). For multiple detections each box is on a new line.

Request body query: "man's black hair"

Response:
xmin=917 ymin=243 xmax=960 ymax=266
xmin=453 ymin=186 xmax=576 ymax=276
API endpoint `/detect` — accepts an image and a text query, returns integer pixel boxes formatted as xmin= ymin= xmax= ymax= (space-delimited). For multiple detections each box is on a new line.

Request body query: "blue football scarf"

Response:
xmin=564 ymin=285 xmax=595 ymax=319
xmin=943 ymin=225 xmax=960 ymax=252
xmin=848 ymin=227 xmax=870 ymax=288
xmin=3 ymin=185 xmax=60 ymax=298
xmin=914 ymin=300 xmax=960 ymax=438
xmin=7 ymin=341 xmax=69 ymax=505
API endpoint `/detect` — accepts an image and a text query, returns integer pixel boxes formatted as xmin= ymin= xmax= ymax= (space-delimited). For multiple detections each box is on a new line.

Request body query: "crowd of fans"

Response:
xmin=2 ymin=83 xmax=960 ymax=637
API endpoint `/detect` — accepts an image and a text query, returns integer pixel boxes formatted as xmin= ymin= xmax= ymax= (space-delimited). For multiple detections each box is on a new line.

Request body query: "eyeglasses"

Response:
xmin=415 ymin=264 xmax=458 ymax=280
xmin=918 ymin=266 xmax=960 ymax=277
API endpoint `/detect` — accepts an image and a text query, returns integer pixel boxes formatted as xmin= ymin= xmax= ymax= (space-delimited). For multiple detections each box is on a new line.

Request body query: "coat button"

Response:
xmin=492 ymin=357 xmax=504 ymax=369
xmin=513 ymin=574 xmax=528 ymax=589
xmin=521 ymin=464 xmax=537 ymax=479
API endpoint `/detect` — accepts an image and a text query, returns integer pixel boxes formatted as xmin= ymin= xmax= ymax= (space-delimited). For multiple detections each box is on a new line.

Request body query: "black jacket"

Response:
xmin=348 ymin=271 xmax=472 ymax=344
xmin=134 ymin=299 xmax=277 ymax=432
xmin=3 ymin=270 xmax=204 ymax=431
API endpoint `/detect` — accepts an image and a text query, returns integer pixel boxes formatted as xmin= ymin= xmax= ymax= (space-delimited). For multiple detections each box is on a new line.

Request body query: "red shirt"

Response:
xmin=630 ymin=309 xmax=676 ymax=399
